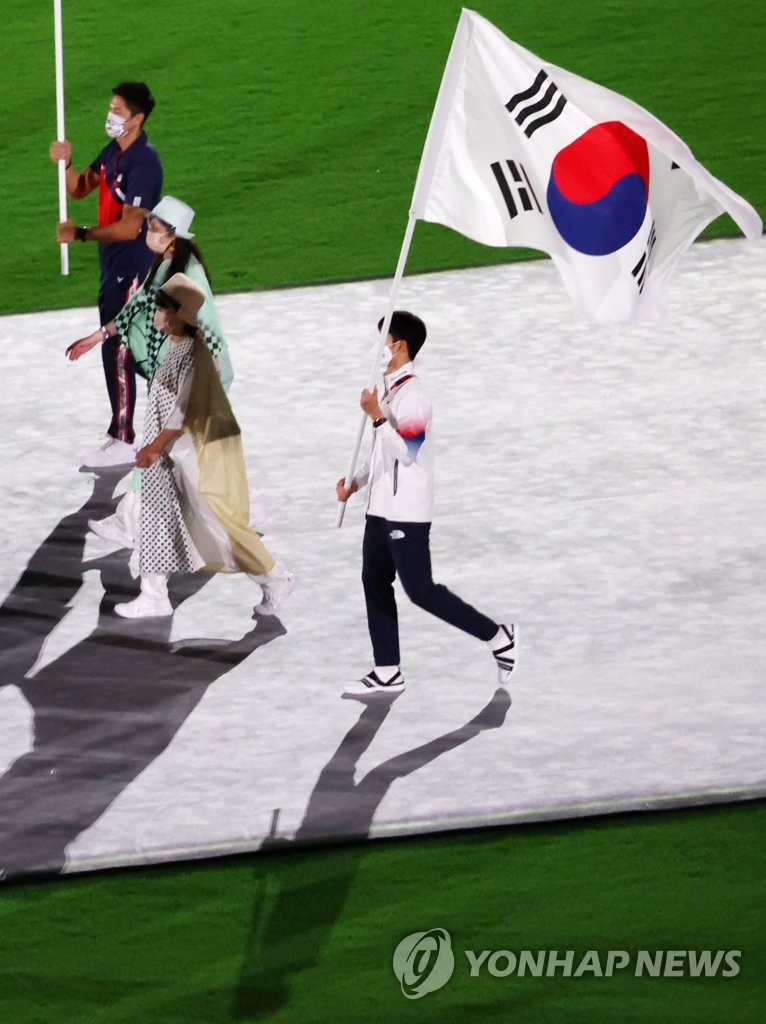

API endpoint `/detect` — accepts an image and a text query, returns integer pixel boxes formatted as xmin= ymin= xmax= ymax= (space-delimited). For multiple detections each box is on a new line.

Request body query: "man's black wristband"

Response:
xmin=372 ymin=417 xmax=386 ymax=428
xmin=75 ymin=226 xmax=88 ymax=242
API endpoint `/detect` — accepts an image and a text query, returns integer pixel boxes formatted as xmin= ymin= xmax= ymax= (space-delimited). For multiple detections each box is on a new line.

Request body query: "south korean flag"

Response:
xmin=411 ymin=9 xmax=761 ymax=322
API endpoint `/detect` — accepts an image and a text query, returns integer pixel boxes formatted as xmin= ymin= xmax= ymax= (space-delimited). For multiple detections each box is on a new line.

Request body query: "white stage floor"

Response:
xmin=0 ymin=237 xmax=764 ymax=878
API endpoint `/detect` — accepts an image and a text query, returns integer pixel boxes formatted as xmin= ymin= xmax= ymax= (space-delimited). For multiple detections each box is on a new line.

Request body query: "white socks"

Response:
xmin=487 ymin=625 xmax=514 ymax=652
xmin=374 ymin=665 xmax=399 ymax=682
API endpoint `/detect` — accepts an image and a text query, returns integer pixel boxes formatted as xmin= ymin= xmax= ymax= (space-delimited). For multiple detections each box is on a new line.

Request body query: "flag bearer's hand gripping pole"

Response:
xmin=334 ymin=311 xmax=394 ymax=528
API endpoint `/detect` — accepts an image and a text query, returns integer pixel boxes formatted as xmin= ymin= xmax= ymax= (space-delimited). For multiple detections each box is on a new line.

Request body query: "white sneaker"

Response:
xmin=344 ymin=668 xmax=405 ymax=697
xmin=114 ymin=593 xmax=173 ymax=618
xmin=490 ymin=623 xmax=516 ymax=685
xmin=88 ymin=514 xmax=134 ymax=547
xmin=81 ymin=437 xmax=137 ymax=469
xmin=252 ymin=572 xmax=297 ymax=616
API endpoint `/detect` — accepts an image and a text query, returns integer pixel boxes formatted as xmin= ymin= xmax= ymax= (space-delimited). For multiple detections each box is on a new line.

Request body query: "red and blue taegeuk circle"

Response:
xmin=546 ymin=122 xmax=650 ymax=256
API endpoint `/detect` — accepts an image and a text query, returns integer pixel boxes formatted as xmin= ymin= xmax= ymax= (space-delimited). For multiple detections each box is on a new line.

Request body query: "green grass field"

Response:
xmin=2 ymin=0 xmax=764 ymax=314
xmin=3 ymin=802 xmax=764 ymax=1022
xmin=1 ymin=1 xmax=764 ymax=1020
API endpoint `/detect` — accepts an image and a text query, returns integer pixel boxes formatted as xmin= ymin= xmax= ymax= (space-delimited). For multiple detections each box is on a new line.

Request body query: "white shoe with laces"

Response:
xmin=81 ymin=437 xmax=137 ymax=469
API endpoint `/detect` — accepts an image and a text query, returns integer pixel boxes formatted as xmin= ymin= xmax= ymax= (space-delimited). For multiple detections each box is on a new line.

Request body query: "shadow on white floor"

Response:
xmin=0 ymin=238 xmax=764 ymax=879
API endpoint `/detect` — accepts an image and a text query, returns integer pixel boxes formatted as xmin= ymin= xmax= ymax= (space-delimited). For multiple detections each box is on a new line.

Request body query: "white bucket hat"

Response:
xmin=149 ymin=196 xmax=195 ymax=239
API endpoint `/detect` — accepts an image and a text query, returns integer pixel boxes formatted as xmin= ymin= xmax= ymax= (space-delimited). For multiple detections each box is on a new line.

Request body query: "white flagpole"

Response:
xmin=53 ymin=0 xmax=69 ymax=276
xmin=335 ymin=11 xmax=474 ymax=528
xmin=335 ymin=210 xmax=417 ymax=527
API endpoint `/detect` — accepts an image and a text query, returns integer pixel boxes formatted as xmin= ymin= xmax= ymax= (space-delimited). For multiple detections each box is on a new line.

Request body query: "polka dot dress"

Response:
xmin=139 ymin=338 xmax=204 ymax=576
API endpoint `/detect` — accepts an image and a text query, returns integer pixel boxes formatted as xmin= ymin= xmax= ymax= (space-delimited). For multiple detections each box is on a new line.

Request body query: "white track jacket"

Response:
xmin=353 ymin=362 xmax=434 ymax=523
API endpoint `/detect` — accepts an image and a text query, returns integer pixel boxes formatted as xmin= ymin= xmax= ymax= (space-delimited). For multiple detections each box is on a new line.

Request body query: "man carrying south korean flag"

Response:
xmin=336 ymin=311 xmax=515 ymax=697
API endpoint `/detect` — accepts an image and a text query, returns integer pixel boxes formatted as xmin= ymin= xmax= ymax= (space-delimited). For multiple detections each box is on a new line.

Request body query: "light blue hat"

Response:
xmin=150 ymin=196 xmax=195 ymax=239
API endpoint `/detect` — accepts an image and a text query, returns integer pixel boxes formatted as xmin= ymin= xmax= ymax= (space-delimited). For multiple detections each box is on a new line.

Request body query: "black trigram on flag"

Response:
xmin=490 ymin=160 xmax=542 ymax=219
xmin=631 ymin=222 xmax=657 ymax=293
xmin=506 ymin=69 xmax=567 ymax=138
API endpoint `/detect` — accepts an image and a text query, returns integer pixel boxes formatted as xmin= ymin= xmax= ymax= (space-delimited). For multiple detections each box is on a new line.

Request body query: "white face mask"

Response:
xmin=146 ymin=228 xmax=172 ymax=254
xmin=369 ymin=340 xmax=395 ymax=373
xmin=105 ymin=111 xmax=127 ymax=139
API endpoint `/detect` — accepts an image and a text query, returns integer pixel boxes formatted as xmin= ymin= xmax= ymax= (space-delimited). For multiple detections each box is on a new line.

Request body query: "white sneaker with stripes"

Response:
xmin=344 ymin=668 xmax=405 ymax=697
xmin=490 ymin=623 xmax=516 ymax=685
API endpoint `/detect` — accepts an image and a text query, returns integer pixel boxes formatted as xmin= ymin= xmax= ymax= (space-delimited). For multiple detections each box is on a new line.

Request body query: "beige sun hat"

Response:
xmin=158 ymin=272 xmax=205 ymax=326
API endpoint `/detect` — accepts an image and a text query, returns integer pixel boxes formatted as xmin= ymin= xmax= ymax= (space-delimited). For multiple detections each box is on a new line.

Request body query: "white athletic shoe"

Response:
xmin=88 ymin=514 xmax=134 ymax=547
xmin=490 ymin=623 xmax=516 ymax=685
xmin=80 ymin=437 xmax=137 ymax=469
xmin=252 ymin=572 xmax=297 ymax=616
xmin=114 ymin=593 xmax=173 ymax=618
xmin=114 ymin=574 xmax=171 ymax=618
xmin=344 ymin=668 xmax=405 ymax=697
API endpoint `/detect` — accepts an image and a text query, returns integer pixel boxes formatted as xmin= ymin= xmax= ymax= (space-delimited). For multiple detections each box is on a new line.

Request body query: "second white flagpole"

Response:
xmin=53 ymin=0 xmax=69 ymax=276
xmin=335 ymin=209 xmax=418 ymax=527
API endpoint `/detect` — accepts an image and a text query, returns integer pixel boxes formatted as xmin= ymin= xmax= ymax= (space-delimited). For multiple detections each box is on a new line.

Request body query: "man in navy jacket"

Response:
xmin=50 ymin=81 xmax=163 ymax=467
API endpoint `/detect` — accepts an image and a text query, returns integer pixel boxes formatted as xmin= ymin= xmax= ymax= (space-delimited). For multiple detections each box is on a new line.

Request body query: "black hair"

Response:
xmin=143 ymin=236 xmax=213 ymax=291
xmin=112 ymin=81 xmax=156 ymax=122
xmin=155 ymin=290 xmax=180 ymax=312
xmin=377 ymin=310 xmax=427 ymax=360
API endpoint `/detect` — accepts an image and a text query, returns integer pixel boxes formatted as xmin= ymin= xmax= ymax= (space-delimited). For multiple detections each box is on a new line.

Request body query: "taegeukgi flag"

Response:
xmin=411 ymin=9 xmax=762 ymax=322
